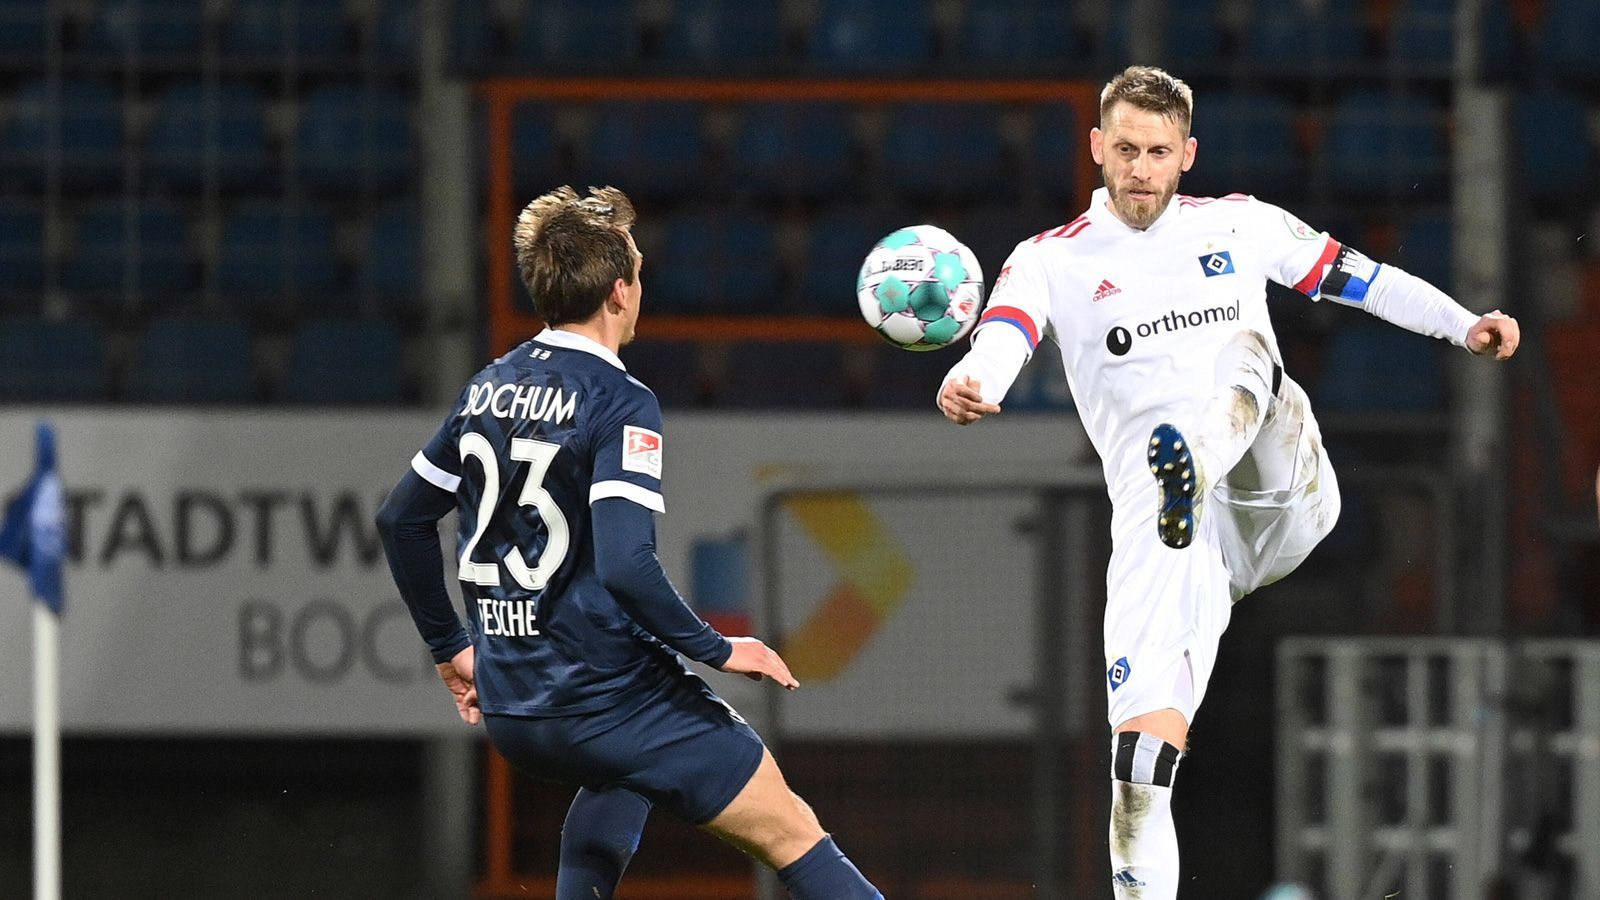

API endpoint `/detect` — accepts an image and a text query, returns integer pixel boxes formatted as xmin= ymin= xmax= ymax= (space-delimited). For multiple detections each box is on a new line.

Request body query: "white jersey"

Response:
xmin=973 ymin=188 xmax=1349 ymax=512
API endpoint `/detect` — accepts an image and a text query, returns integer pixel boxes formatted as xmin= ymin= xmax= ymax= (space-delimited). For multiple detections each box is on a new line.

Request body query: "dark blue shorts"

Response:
xmin=483 ymin=668 xmax=766 ymax=825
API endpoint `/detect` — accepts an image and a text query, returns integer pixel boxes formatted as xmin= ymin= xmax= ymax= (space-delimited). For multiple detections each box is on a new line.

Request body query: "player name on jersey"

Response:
xmin=479 ymin=598 xmax=540 ymax=637
xmin=458 ymin=382 xmax=578 ymax=424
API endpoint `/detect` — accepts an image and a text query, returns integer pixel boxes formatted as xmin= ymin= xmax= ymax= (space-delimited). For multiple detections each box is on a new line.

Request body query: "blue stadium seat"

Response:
xmin=1105 ymin=0 xmax=1222 ymax=65
xmin=63 ymin=198 xmax=192 ymax=297
xmin=617 ymin=339 xmax=706 ymax=407
xmin=957 ymin=0 xmax=1081 ymax=70
xmin=1392 ymin=212 xmax=1451 ymax=291
xmin=797 ymin=207 xmax=905 ymax=315
xmin=1515 ymin=90 xmax=1592 ymax=204
xmin=0 ymin=318 xmax=108 ymax=402
xmin=1313 ymin=325 xmax=1446 ymax=413
xmin=650 ymin=211 xmax=780 ymax=313
xmin=1323 ymin=91 xmax=1447 ymax=198
xmin=1032 ymin=103 xmax=1080 ymax=204
xmin=224 ymin=0 xmax=346 ymax=57
xmin=145 ymin=81 xmax=270 ymax=188
xmin=1184 ymin=91 xmax=1298 ymax=197
xmin=0 ymin=0 xmax=54 ymax=53
xmin=515 ymin=0 xmax=638 ymax=65
xmin=280 ymin=321 xmax=406 ymax=404
xmin=216 ymin=201 xmax=339 ymax=303
xmin=295 ymin=84 xmax=414 ymax=192
xmin=1390 ymin=0 xmax=1453 ymax=67
xmin=1 ymin=77 xmax=122 ymax=186
xmin=1246 ymin=0 xmax=1364 ymax=64
xmin=511 ymin=103 xmax=562 ymax=194
xmin=361 ymin=200 xmax=420 ymax=309
xmin=806 ymin=0 xmax=935 ymax=72
xmin=0 ymin=202 xmax=45 ymax=296
xmin=1536 ymin=0 xmax=1600 ymax=79
xmin=125 ymin=316 xmax=256 ymax=403
xmin=660 ymin=0 xmax=784 ymax=67
xmin=730 ymin=103 xmax=854 ymax=200
xmin=83 ymin=0 xmax=204 ymax=54
xmin=720 ymin=340 xmax=851 ymax=407
xmin=582 ymin=102 xmax=707 ymax=200
xmin=955 ymin=204 xmax=1059 ymax=284
xmin=1005 ymin=349 xmax=1075 ymax=412
xmin=880 ymin=102 xmax=1006 ymax=199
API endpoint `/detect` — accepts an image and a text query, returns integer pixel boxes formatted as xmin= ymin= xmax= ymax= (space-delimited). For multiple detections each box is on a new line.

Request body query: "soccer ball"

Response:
xmin=856 ymin=224 xmax=984 ymax=351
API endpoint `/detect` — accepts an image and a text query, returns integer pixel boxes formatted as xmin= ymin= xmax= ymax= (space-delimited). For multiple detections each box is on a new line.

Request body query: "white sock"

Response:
xmin=1109 ymin=779 xmax=1179 ymax=899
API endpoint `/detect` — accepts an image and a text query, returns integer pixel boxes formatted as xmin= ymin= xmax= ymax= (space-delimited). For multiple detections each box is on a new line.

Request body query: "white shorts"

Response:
xmin=1103 ymin=376 xmax=1341 ymax=729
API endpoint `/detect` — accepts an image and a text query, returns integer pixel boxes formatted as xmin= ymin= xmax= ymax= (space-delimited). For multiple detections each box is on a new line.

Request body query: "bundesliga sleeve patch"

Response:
xmin=622 ymin=426 xmax=663 ymax=479
xmin=1319 ymin=245 xmax=1382 ymax=303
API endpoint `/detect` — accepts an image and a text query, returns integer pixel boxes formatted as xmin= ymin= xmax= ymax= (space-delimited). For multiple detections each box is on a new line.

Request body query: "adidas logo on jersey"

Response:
xmin=1092 ymin=279 xmax=1121 ymax=302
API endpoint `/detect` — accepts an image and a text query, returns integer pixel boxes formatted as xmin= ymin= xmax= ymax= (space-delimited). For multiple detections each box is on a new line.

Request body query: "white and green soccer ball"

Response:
xmin=856 ymin=224 xmax=985 ymax=351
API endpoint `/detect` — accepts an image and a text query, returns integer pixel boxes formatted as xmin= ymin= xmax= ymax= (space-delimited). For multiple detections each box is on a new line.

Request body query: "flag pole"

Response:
xmin=33 ymin=601 xmax=59 ymax=900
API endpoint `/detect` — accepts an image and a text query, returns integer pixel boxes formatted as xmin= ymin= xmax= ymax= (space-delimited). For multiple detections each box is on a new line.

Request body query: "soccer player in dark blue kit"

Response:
xmin=375 ymin=185 xmax=882 ymax=900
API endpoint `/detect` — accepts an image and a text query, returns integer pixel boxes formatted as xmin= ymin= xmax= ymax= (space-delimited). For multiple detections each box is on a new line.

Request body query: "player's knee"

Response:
xmin=561 ymin=826 xmax=641 ymax=870
xmin=1111 ymin=730 xmax=1183 ymax=789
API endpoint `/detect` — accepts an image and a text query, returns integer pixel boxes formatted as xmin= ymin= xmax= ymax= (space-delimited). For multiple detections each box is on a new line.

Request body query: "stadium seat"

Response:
xmin=720 ymin=340 xmax=852 ymax=407
xmin=582 ymin=102 xmax=708 ymax=200
xmin=0 ymin=0 xmax=55 ymax=53
xmin=1183 ymin=90 xmax=1298 ymax=197
xmin=880 ymin=103 xmax=1006 ymax=200
xmin=1515 ymin=90 xmax=1593 ymax=204
xmin=1535 ymin=0 xmax=1600 ymax=79
xmin=797 ymin=207 xmax=907 ymax=315
xmin=125 ymin=316 xmax=256 ymax=403
xmin=515 ymin=0 xmax=639 ymax=65
xmin=1105 ymin=0 xmax=1223 ymax=65
xmin=1389 ymin=0 xmax=1453 ymax=67
xmin=0 ymin=317 xmax=108 ymax=402
xmin=145 ymin=81 xmax=271 ymax=189
xmin=1323 ymin=91 xmax=1447 ymax=198
xmin=659 ymin=0 xmax=785 ymax=68
xmin=617 ymin=339 xmax=707 ymax=407
xmin=0 ymin=201 xmax=45 ymax=297
xmin=63 ymin=198 xmax=192 ymax=298
xmin=83 ymin=0 xmax=204 ymax=54
xmin=1032 ymin=102 xmax=1081 ymax=205
xmin=360 ymin=199 xmax=420 ymax=312
xmin=280 ymin=320 xmax=406 ymax=404
xmin=955 ymin=204 xmax=1059 ymax=284
xmin=1312 ymin=324 xmax=1446 ymax=413
xmin=650 ymin=211 xmax=780 ymax=313
xmin=1392 ymin=212 xmax=1451 ymax=292
xmin=730 ymin=102 xmax=854 ymax=200
xmin=957 ymin=0 xmax=1081 ymax=71
xmin=1 ymin=77 xmax=122 ymax=186
xmin=1245 ymin=0 xmax=1365 ymax=64
xmin=216 ymin=201 xmax=339 ymax=306
xmin=806 ymin=0 xmax=935 ymax=72
xmin=223 ymin=0 xmax=346 ymax=57
xmin=511 ymin=103 xmax=562 ymax=195
xmin=295 ymin=84 xmax=414 ymax=192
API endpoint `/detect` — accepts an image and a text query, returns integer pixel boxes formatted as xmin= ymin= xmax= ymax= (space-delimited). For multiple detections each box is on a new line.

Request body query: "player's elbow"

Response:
xmin=374 ymin=493 xmax=403 ymax=538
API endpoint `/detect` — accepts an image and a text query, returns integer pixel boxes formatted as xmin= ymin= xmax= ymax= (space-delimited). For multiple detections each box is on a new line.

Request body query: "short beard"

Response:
xmin=1104 ymin=167 xmax=1180 ymax=230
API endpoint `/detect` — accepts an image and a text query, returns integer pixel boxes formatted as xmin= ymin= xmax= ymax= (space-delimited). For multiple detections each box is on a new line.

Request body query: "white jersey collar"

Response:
xmin=1088 ymin=186 xmax=1184 ymax=234
xmin=532 ymin=328 xmax=627 ymax=371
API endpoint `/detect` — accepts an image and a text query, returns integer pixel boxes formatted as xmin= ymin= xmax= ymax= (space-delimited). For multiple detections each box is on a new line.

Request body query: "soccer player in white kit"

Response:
xmin=938 ymin=66 xmax=1522 ymax=898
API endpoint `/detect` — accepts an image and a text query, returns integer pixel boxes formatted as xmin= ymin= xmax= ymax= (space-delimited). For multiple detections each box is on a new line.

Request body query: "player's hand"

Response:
xmin=1466 ymin=310 xmax=1520 ymax=360
xmin=719 ymin=637 xmax=799 ymax=690
xmin=437 ymin=646 xmax=480 ymax=725
xmin=939 ymin=375 xmax=1001 ymax=425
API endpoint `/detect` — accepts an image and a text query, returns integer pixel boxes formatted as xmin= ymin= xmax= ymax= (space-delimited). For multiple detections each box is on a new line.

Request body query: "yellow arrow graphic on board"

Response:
xmin=781 ymin=492 xmax=914 ymax=680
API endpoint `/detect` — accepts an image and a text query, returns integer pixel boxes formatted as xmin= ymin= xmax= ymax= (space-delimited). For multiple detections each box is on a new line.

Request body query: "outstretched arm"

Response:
xmin=592 ymin=498 xmax=797 ymax=688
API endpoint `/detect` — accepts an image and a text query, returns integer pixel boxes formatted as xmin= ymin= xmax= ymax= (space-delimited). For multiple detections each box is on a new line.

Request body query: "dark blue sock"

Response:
xmin=776 ymin=835 xmax=882 ymax=900
xmin=555 ymin=787 xmax=651 ymax=900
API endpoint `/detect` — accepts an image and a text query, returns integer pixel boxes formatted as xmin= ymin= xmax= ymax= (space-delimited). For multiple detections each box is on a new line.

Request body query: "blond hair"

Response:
xmin=1099 ymin=66 xmax=1194 ymax=135
xmin=512 ymin=185 xmax=638 ymax=325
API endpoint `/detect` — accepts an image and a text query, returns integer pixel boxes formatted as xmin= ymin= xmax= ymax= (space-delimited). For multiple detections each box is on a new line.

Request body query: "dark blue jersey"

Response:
xmin=407 ymin=329 xmax=722 ymax=716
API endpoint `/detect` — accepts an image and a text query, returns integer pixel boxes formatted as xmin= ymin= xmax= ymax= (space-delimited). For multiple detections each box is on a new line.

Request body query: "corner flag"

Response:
xmin=0 ymin=422 xmax=65 ymax=614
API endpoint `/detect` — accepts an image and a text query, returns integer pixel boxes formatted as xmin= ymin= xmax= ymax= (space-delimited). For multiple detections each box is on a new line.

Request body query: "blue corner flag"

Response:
xmin=0 ymin=423 xmax=65 ymax=614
